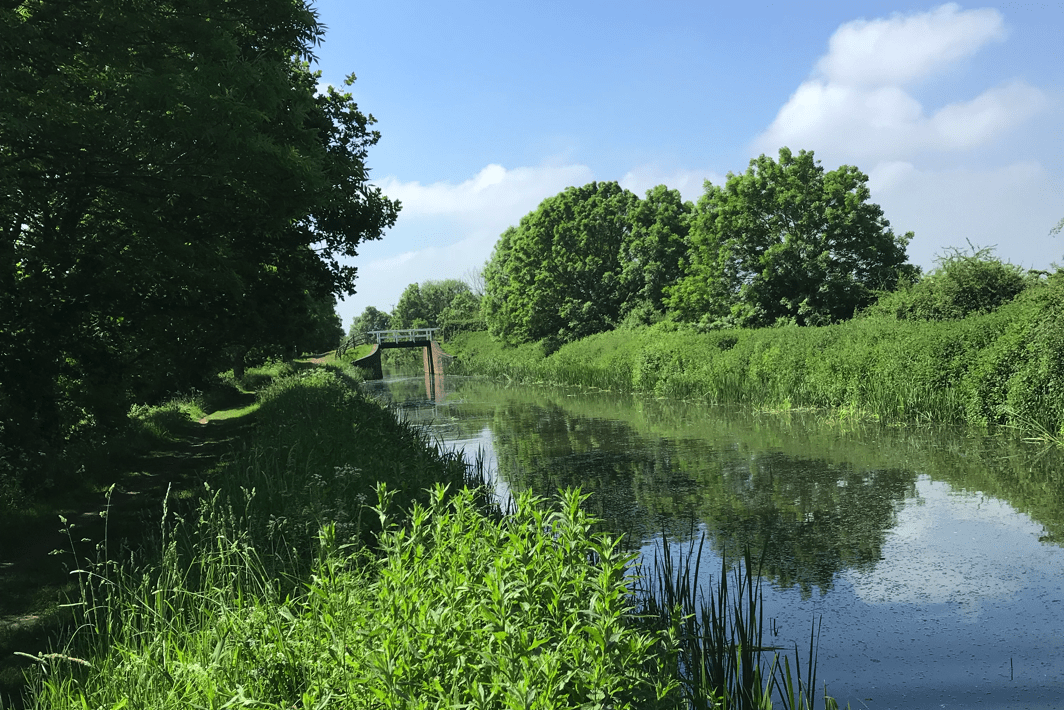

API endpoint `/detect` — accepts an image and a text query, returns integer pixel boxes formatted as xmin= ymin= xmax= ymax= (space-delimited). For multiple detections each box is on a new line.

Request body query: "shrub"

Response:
xmin=864 ymin=244 xmax=1028 ymax=321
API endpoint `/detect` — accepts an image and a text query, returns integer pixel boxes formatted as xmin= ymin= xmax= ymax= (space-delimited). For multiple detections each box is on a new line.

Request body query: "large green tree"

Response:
xmin=619 ymin=185 xmax=692 ymax=323
xmin=349 ymin=305 xmax=393 ymax=340
xmin=0 ymin=1 xmax=397 ymax=484
xmin=483 ymin=181 xmax=640 ymax=346
xmin=666 ymin=148 xmax=916 ymax=328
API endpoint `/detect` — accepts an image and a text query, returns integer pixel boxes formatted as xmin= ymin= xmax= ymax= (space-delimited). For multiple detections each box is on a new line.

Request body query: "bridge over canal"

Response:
xmin=350 ymin=328 xmax=452 ymax=384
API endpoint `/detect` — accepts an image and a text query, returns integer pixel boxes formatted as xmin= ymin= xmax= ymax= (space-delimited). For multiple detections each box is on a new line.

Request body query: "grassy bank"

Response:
xmin=6 ymin=363 xmax=842 ymax=709
xmin=445 ymin=273 xmax=1064 ymax=437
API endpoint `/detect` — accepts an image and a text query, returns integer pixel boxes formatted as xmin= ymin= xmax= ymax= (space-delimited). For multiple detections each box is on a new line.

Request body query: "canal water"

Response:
xmin=362 ymin=373 xmax=1064 ymax=710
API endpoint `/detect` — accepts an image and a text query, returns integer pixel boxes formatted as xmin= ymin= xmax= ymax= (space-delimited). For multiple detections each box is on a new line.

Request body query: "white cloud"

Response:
xmin=752 ymin=4 xmax=1045 ymax=163
xmin=377 ymin=163 xmax=593 ymax=221
xmin=929 ymin=82 xmax=1045 ymax=150
xmin=339 ymin=162 xmax=595 ymax=325
xmin=847 ymin=476 xmax=1050 ymax=615
xmin=867 ymin=160 xmax=1064 ymax=270
xmin=816 ymin=3 xmax=1006 ymax=87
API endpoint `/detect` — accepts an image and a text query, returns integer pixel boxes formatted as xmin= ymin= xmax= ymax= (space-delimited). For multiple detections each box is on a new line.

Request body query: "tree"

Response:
xmin=438 ymin=290 xmax=486 ymax=339
xmin=618 ymin=185 xmax=692 ymax=323
xmin=391 ymin=279 xmax=472 ymax=329
xmin=349 ymin=306 xmax=393 ymax=341
xmin=862 ymin=244 xmax=1027 ymax=321
xmin=666 ymin=148 xmax=916 ymax=328
xmin=0 ymin=0 xmax=397 ymax=487
xmin=483 ymin=181 xmax=640 ymax=346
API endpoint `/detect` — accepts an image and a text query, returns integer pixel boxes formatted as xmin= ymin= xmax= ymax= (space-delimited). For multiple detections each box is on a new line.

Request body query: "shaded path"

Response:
xmin=0 ymin=412 xmax=256 ymax=707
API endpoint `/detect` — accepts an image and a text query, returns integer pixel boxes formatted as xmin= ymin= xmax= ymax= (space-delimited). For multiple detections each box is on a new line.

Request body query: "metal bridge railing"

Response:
xmin=366 ymin=328 xmax=440 ymax=345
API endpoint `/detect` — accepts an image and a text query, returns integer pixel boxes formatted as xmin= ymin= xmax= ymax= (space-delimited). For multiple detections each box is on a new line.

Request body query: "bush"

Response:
xmin=864 ymin=244 xmax=1028 ymax=321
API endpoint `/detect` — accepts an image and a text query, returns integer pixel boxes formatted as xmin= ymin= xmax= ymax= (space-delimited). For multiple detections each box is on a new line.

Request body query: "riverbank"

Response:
xmin=8 ymin=363 xmax=838 ymax=709
xmin=444 ymin=272 xmax=1064 ymax=438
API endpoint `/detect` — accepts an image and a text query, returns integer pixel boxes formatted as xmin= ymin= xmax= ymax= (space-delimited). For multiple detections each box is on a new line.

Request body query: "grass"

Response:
xmin=0 ymin=358 xmax=294 ymax=704
xmin=445 ymin=272 xmax=1064 ymax=438
xmin=4 ymin=361 xmax=846 ymax=710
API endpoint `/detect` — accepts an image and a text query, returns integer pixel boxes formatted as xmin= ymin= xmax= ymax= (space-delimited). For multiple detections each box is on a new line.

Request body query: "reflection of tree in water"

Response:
xmin=374 ymin=376 xmax=1064 ymax=599
xmin=704 ymin=454 xmax=915 ymax=598
xmin=489 ymin=401 xmax=700 ymax=543
xmin=489 ymin=402 xmax=916 ymax=597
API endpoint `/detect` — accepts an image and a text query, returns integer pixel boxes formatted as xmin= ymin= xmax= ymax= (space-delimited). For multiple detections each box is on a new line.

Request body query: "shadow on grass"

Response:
xmin=0 ymin=400 xmax=258 ymax=708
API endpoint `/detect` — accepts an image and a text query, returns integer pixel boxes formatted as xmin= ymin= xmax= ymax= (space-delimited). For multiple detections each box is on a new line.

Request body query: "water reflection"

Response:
xmin=363 ymin=374 xmax=1064 ymax=708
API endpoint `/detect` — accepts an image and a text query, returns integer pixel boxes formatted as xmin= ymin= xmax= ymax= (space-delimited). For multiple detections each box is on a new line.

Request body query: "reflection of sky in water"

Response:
xmin=848 ymin=477 xmax=1055 ymax=615
xmin=376 ymin=377 xmax=1064 ymax=709
xmin=716 ymin=475 xmax=1064 ymax=710
xmin=447 ymin=425 xmax=515 ymax=510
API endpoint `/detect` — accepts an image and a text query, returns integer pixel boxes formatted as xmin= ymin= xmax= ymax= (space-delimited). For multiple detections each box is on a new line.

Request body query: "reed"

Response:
xmin=629 ymin=536 xmax=839 ymax=709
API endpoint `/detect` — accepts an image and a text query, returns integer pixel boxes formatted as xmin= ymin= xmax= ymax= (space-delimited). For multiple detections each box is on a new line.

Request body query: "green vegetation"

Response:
xmin=666 ymin=148 xmax=916 ymax=329
xmin=472 ymin=149 xmax=920 ymax=349
xmin=7 ymin=367 xmax=841 ymax=710
xmin=447 ymin=268 xmax=1064 ymax=438
xmin=482 ymin=182 xmax=691 ymax=349
xmin=1 ymin=1 xmax=393 ymax=505
xmin=862 ymin=243 xmax=1030 ymax=321
xmin=348 ymin=305 xmax=394 ymax=341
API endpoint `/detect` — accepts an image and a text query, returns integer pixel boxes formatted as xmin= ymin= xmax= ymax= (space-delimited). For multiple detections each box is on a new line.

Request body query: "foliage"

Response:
xmin=619 ymin=185 xmax=693 ymax=320
xmin=391 ymin=279 xmax=474 ymax=329
xmin=451 ymin=268 xmax=1064 ymax=437
xmin=0 ymin=0 xmax=397 ymax=493
xmin=483 ymin=181 xmax=641 ymax=348
xmin=438 ymin=288 xmax=487 ymax=339
xmin=862 ymin=244 xmax=1029 ymax=321
xmin=666 ymin=148 xmax=916 ymax=329
xmin=15 ymin=369 xmax=681 ymax=709
xmin=348 ymin=305 xmax=393 ymax=341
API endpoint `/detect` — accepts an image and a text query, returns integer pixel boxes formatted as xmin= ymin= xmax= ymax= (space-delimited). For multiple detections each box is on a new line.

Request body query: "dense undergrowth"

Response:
xmin=9 ymin=364 xmax=840 ymax=709
xmin=445 ymin=271 xmax=1064 ymax=439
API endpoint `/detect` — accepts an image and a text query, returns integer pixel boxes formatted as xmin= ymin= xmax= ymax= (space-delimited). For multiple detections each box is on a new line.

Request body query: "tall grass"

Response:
xmin=9 ymin=365 xmax=845 ymax=709
xmin=447 ymin=272 xmax=1064 ymax=436
xmin=632 ymin=538 xmax=836 ymax=710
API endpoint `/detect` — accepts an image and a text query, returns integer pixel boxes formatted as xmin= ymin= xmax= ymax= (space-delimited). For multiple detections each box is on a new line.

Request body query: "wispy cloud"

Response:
xmin=619 ymin=165 xmax=728 ymax=203
xmin=341 ymin=163 xmax=595 ymax=321
xmin=377 ymin=163 xmax=594 ymax=221
xmin=815 ymin=3 xmax=1006 ymax=87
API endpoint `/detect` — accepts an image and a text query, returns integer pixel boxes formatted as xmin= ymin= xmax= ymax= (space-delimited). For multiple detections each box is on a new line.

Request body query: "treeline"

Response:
xmin=483 ymin=148 xmax=925 ymax=349
xmin=1 ymin=3 xmax=396 ymax=499
xmin=474 ymin=147 xmax=1056 ymax=353
xmin=345 ymin=277 xmax=486 ymax=345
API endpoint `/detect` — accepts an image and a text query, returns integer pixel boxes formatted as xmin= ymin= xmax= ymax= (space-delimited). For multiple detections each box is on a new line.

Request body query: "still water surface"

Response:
xmin=362 ymin=374 xmax=1064 ymax=710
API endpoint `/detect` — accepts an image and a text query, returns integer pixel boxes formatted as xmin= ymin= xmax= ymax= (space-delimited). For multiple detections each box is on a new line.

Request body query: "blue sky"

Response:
xmin=309 ymin=1 xmax=1064 ymax=328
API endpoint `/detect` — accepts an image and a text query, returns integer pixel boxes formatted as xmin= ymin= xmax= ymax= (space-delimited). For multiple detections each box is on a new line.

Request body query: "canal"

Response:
xmin=362 ymin=373 xmax=1064 ymax=710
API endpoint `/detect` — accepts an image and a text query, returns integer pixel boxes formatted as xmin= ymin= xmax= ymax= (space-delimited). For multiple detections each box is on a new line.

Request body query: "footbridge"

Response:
xmin=351 ymin=328 xmax=452 ymax=387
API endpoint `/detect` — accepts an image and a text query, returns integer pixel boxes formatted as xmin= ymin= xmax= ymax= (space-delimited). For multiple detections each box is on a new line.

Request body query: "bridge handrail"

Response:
xmin=367 ymin=328 xmax=440 ymax=344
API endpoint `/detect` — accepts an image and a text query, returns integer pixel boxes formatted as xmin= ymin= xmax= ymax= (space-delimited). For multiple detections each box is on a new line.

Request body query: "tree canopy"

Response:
xmin=483 ymin=181 xmax=647 ymax=347
xmin=666 ymin=148 xmax=916 ymax=328
xmin=349 ymin=306 xmax=393 ymax=341
xmin=0 ymin=0 xmax=397 ymax=482
xmin=391 ymin=279 xmax=473 ymax=330
xmin=619 ymin=185 xmax=692 ymax=324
